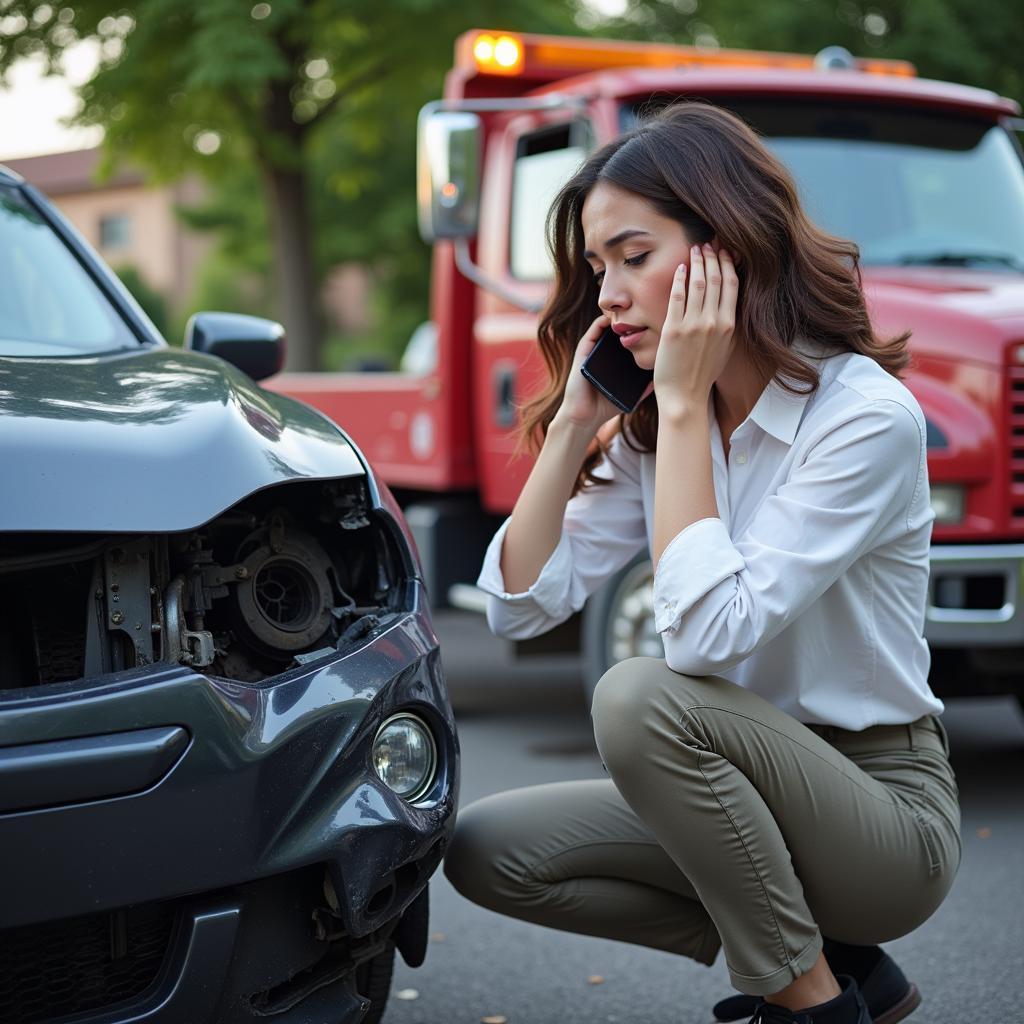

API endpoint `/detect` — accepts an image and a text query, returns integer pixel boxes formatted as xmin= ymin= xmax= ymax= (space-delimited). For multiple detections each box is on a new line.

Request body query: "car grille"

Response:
xmin=29 ymin=570 xmax=89 ymax=684
xmin=0 ymin=901 xmax=177 ymax=1023
xmin=0 ymin=557 xmax=92 ymax=689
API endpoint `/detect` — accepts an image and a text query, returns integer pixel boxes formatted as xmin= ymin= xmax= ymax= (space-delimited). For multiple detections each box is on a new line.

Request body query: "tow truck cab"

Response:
xmin=272 ymin=30 xmax=1024 ymax=704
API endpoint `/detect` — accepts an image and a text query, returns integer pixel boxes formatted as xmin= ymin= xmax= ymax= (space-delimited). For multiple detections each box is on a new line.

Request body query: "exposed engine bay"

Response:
xmin=0 ymin=478 xmax=408 ymax=688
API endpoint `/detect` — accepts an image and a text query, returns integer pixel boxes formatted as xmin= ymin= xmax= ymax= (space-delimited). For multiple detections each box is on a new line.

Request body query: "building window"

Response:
xmin=99 ymin=214 xmax=131 ymax=250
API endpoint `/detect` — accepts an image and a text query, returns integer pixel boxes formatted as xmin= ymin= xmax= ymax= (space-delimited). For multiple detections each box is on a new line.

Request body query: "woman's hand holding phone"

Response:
xmin=551 ymin=314 xmax=626 ymax=437
xmin=503 ymin=314 xmax=620 ymax=594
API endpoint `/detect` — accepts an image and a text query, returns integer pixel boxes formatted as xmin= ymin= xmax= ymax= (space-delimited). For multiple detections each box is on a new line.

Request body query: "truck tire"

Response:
xmin=355 ymin=942 xmax=395 ymax=1024
xmin=582 ymin=552 xmax=663 ymax=709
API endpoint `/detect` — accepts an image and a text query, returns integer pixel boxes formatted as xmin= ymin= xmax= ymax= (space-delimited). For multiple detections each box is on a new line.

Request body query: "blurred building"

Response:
xmin=1 ymin=146 xmax=372 ymax=339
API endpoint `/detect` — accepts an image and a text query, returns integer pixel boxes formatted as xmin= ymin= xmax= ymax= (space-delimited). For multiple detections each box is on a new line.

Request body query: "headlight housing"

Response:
xmin=930 ymin=484 xmax=965 ymax=525
xmin=372 ymin=713 xmax=437 ymax=802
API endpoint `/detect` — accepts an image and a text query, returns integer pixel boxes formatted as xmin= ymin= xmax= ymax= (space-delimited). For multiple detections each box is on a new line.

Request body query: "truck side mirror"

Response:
xmin=417 ymin=108 xmax=482 ymax=243
xmin=184 ymin=311 xmax=285 ymax=381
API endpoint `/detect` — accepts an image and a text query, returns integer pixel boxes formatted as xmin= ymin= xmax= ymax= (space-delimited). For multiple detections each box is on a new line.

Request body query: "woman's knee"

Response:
xmin=592 ymin=654 xmax=660 ymax=719
xmin=591 ymin=657 xmax=707 ymax=770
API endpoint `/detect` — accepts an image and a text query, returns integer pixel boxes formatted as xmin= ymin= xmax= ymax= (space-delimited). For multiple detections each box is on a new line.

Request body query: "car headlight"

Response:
xmin=930 ymin=484 xmax=965 ymax=525
xmin=372 ymin=713 xmax=437 ymax=802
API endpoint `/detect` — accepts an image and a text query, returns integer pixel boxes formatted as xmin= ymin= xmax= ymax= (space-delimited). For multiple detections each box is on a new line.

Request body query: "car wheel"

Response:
xmin=582 ymin=552 xmax=663 ymax=709
xmin=355 ymin=941 xmax=396 ymax=1024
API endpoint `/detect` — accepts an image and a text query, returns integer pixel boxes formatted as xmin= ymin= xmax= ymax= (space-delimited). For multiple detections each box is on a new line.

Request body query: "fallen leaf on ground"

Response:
xmin=977 ymin=827 xmax=992 ymax=839
xmin=481 ymin=1016 xmax=508 ymax=1023
xmin=588 ymin=975 xmax=604 ymax=984
xmin=395 ymin=989 xmax=419 ymax=1001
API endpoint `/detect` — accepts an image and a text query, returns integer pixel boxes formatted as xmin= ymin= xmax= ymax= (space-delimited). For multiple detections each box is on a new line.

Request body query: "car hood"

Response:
xmin=0 ymin=347 xmax=365 ymax=532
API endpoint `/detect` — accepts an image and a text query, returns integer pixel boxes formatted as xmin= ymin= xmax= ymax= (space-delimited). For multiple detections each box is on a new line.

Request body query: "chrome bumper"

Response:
xmin=926 ymin=543 xmax=1024 ymax=646
xmin=453 ymin=546 xmax=1024 ymax=651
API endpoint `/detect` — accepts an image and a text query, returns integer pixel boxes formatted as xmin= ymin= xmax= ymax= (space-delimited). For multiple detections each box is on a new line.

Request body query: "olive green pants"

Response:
xmin=444 ymin=658 xmax=962 ymax=996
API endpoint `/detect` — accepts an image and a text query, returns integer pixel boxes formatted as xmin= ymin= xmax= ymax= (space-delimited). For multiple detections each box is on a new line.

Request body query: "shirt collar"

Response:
xmin=741 ymin=336 xmax=837 ymax=447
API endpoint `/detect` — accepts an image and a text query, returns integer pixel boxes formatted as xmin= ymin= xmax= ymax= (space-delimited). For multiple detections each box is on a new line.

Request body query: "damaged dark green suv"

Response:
xmin=0 ymin=168 xmax=458 ymax=1024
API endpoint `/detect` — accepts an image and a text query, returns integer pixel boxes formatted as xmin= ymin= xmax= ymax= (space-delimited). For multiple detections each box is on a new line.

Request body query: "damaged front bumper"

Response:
xmin=0 ymin=582 xmax=457 ymax=1023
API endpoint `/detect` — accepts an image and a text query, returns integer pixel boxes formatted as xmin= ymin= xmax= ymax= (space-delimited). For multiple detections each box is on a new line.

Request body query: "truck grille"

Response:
xmin=0 ymin=902 xmax=177 ymax=1023
xmin=1009 ymin=366 xmax=1024 ymax=526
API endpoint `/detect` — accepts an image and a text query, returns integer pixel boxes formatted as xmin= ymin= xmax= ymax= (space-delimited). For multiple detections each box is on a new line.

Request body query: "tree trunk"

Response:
xmin=262 ymin=163 xmax=322 ymax=371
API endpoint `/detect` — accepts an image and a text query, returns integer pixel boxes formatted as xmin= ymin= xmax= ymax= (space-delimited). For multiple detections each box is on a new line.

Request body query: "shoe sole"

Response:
xmin=873 ymin=983 xmax=922 ymax=1024
xmin=710 ymin=981 xmax=921 ymax=1024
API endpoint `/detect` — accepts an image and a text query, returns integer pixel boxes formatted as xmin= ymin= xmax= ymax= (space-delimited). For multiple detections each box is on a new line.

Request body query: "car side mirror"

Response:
xmin=184 ymin=312 xmax=285 ymax=381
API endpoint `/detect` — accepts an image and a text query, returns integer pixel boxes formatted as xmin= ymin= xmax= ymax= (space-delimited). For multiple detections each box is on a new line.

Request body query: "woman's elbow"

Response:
xmin=663 ymin=646 xmax=719 ymax=676
xmin=485 ymin=603 xmax=523 ymax=640
xmin=662 ymin=633 xmax=746 ymax=677
xmin=485 ymin=599 xmax=556 ymax=641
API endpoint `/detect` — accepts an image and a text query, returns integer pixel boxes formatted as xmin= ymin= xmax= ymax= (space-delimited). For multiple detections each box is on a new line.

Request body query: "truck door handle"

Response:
xmin=494 ymin=363 xmax=517 ymax=428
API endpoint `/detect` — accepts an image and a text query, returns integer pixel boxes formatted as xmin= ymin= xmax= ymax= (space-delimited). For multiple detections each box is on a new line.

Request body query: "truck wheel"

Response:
xmin=582 ymin=552 xmax=663 ymax=709
xmin=355 ymin=942 xmax=395 ymax=1024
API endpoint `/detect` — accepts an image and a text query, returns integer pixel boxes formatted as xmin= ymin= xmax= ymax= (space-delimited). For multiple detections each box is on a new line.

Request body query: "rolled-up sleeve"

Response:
xmin=477 ymin=433 xmax=647 ymax=640
xmin=654 ymin=399 xmax=928 ymax=675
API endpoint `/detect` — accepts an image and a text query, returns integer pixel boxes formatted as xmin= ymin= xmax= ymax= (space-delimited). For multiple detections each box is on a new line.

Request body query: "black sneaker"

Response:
xmin=746 ymin=975 xmax=870 ymax=1024
xmin=714 ymin=945 xmax=921 ymax=1023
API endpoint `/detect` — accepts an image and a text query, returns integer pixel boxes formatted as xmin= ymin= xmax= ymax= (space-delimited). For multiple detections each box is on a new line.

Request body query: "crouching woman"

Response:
xmin=443 ymin=101 xmax=960 ymax=1024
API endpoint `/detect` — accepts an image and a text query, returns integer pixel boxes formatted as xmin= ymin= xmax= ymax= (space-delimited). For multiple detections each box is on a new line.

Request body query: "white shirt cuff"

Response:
xmin=652 ymin=517 xmax=745 ymax=633
xmin=476 ymin=516 xmax=574 ymax=619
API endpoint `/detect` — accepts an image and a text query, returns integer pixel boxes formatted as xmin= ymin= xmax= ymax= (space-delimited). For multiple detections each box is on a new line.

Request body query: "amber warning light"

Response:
xmin=458 ymin=29 xmax=916 ymax=79
xmin=472 ymin=33 xmax=524 ymax=75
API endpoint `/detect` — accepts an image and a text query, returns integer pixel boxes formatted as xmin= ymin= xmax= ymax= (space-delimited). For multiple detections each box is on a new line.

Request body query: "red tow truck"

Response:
xmin=273 ymin=29 xmax=1024 ymax=705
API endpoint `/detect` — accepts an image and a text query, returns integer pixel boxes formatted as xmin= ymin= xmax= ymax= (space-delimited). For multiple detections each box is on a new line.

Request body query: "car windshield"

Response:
xmin=621 ymin=99 xmax=1024 ymax=271
xmin=0 ymin=184 xmax=139 ymax=356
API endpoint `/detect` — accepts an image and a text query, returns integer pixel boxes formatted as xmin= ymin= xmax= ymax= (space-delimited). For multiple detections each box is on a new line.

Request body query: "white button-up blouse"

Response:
xmin=477 ymin=338 xmax=943 ymax=730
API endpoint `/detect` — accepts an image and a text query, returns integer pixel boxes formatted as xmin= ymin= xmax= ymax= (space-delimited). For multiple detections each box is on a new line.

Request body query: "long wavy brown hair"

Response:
xmin=518 ymin=100 xmax=911 ymax=495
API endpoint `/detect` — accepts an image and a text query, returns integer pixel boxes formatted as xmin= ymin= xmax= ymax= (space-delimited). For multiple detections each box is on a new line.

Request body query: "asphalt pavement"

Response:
xmin=387 ymin=610 xmax=1024 ymax=1024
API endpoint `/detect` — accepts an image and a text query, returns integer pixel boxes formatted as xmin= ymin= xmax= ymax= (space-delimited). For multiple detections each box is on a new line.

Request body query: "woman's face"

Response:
xmin=580 ymin=180 xmax=696 ymax=371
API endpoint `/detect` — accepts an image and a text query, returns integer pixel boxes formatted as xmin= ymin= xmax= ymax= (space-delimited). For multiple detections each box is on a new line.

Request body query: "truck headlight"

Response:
xmin=930 ymin=485 xmax=965 ymax=525
xmin=372 ymin=713 xmax=437 ymax=802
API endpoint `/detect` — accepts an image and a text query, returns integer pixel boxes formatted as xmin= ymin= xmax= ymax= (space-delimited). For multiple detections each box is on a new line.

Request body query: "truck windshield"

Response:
xmin=622 ymin=99 xmax=1024 ymax=271
xmin=0 ymin=184 xmax=138 ymax=356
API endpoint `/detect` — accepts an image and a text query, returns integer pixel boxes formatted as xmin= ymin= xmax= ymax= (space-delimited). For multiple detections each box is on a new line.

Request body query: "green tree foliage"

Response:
xmin=6 ymin=2 xmax=1014 ymax=371
xmin=590 ymin=0 xmax=1022 ymax=108
xmin=0 ymin=0 xmax=584 ymax=369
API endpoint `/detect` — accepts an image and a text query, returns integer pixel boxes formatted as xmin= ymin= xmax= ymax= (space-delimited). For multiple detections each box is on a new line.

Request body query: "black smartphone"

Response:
xmin=580 ymin=325 xmax=654 ymax=413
